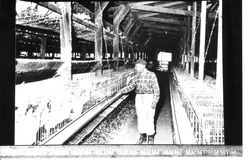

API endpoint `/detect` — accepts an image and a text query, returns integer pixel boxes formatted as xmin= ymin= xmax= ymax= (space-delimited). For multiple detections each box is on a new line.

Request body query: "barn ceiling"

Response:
xmin=16 ymin=0 xmax=218 ymax=54
xmin=77 ymin=0 xmax=218 ymax=48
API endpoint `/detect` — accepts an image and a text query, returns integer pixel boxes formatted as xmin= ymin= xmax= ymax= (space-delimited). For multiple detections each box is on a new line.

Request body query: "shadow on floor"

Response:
xmin=154 ymin=71 xmax=171 ymax=133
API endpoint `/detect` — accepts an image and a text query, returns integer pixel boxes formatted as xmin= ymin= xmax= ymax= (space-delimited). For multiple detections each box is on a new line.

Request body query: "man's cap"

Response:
xmin=135 ymin=59 xmax=147 ymax=65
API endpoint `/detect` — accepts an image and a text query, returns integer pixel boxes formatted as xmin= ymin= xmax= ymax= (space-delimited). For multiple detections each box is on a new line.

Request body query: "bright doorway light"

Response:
xmin=157 ymin=51 xmax=172 ymax=71
xmin=157 ymin=51 xmax=172 ymax=62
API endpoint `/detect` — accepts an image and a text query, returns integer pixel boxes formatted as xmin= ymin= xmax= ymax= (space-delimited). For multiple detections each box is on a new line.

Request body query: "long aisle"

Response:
xmin=109 ymin=71 xmax=173 ymax=144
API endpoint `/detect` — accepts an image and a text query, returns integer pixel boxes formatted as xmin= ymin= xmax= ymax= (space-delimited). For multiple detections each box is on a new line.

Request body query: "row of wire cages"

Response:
xmin=172 ymin=67 xmax=224 ymax=145
xmin=15 ymin=70 xmax=132 ymax=145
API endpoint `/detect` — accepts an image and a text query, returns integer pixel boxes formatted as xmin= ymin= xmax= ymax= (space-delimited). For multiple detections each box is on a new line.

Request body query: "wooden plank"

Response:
xmin=190 ymin=2 xmax=197 ymax=77
xmin=59 ymin=2 xmax=72 ymax=79
xmin=140 ymin=17 xmax=186 ymax=26
xmin=198 ymin=1 xmax=207 ymax=82
xmin=130 ymin=4 xmax=193 ymax=16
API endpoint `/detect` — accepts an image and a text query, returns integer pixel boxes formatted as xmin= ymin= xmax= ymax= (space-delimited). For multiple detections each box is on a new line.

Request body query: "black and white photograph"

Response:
xmin=0 ymin=0 xmax=244 ymax=158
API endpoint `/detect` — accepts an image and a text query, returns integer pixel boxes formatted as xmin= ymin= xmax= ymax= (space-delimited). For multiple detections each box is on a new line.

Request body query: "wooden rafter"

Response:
xmin=131 ymin=23 xmax=142 ymax=37
xmin=129 ymin=1 xmax=159 ymax=6
xmin=135 ymin=2 xmax=188 ymax=20
xmin=143 ymin=36 xmax=153 ymax=46
xmin=140 ymin=17 xmax=186 ymax=26
xmin=130 ymin=3 xmax=217 ymax=19
xmin=130 ymin=4 xmax=193 ymax=16
xmin=138 ymin=13 xmax=159 ymax=19
xmin=124 ymin=18 xmax=136 ymax=36
xmin=154 ymin=1 xmax=187 ymax=8
xmin=113 ymin=4 xmax=130 ymax=26
xmin=101 ymin=2 xmax=109 ymax=12
xmin=123 ymin=16 xmax=134 ymax=31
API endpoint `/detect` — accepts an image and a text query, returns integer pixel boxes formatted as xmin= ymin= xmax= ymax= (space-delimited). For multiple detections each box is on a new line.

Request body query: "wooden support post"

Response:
xmin=60 ymin=2 xmax=72 ymax=80
xmin=113 ymin=24 xmax=119 ymax=70
xmin=198 ymin=1 xmax=207 ymax=82
xmin=180 ymin=39 xmax=184 ymax=66
xmin=183 ymin=27 xmax=187 ymax=67
xmin=185 ymin=6 xmax=191 ymax=73
xmin=95 ymin=2 xmax=103 ymax=75
xmin=216 ymin=0 xmax=223 ymax=101
xmin=120 ymin=36 xmax=125 ymax=59
xmin=40 ymin=37 xmax=47 ymax=59
xmin=124 ymin=40 xmax=128 ymax=59
xmin=191 ymin=2 xmax=197 ymax=77
xmin=178 ymin=39 xmax=182 ymax=65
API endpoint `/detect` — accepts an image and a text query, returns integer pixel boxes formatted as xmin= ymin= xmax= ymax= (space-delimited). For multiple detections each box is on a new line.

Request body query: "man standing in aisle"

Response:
xmin=118 ymin=59 xmax=160 ymax=144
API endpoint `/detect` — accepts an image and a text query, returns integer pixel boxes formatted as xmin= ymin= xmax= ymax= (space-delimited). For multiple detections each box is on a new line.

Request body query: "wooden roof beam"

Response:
xmin=123 ymin=16 xmax=134 ymax=32
xmin=131 ymin=23 xmax=142 ymax=37
xmin=143 ymin=36 xmax=153 ymax=46
xmin=124 ymin=18 xmax=137 ymax=36
xmin=101 ymin=2 xmax=109 ymax=12
xmin=138 ymin=13 xmax=159 ymax=19
xmin=130 ymin=4 xmax=193 ymax=16
xmin=136 ymin=2 xmax=187 ymax=20
xmin=131 ymin=4 xmax=217 ymax=18
xmin=113 ymin=4 xmax=130 ymax=26
xmin=140 ymin=17 xmax=186 ymax=26
xmin=129 ymin=1 xmax=159 ymax=6
xmin=154 ymin=1 xmax=187 ymax=8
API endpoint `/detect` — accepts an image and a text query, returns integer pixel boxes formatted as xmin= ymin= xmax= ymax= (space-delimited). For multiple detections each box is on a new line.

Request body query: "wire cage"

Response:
xmin=174 ymin=67 xmax=224 ymax=145
xmin=15 ymin=69 xmax=132 ymax=145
